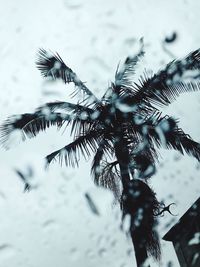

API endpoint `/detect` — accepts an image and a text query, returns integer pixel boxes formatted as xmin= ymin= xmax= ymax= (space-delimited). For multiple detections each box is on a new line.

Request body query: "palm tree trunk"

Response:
xmin=114 ymin=142 xmax=150 ymax=267
xmin=131 ymin=232 xmax=150 ymax=267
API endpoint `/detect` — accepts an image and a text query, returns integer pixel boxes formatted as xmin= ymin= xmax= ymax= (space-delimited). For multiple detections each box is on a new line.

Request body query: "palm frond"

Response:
xmin=91 ymin=140 xmax=108 ymax=178
xmin=114 ymin=84 xmax=155 ymax=115
xmin=132 ymin=145 xmax=157 ymax=180
xmin=145 ymin=115 xmax=200 ymax=161
xmin=133 ymin=49 xmax=200 ymax=107
xmin=36 ymin=49 xmax=98 ymax=103
xmin=91 ymin=138 xmax=115 ymax=179
xmin=115 ymin=38 xmax=145 ymax=88
xmin=36 ymin=101 xmax=94 ymax=114
xmin=126 ymin=121 xmax=158 ymax=180
xmin=36 ymin=101 xmax=97 ymax=137
xmin=45 ymin=129 xmax=103 ymax=167
xmin=0 ymin=112 xmax=71 ymax=148
xmin=160 ymin=127 xmax=200 ymax=161
xmin=94 ymin=159 xmax=122 ymax=202
xmin=70 ymin=113 xmax=101 ymax=142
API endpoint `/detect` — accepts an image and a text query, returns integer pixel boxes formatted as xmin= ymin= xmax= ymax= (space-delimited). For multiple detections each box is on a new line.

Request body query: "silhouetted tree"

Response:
xmin=1 ymin=41 xmax=200 ymax=266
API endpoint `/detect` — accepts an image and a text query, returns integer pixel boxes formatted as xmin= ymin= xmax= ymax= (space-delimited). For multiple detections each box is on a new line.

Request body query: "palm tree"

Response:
xmin=1 ymin=41 xmax=200 ymax=267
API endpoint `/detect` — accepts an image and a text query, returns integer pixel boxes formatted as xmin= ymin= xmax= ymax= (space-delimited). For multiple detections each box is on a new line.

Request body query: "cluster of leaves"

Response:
xmin=1 ymin=41 xmax=200 ymax=263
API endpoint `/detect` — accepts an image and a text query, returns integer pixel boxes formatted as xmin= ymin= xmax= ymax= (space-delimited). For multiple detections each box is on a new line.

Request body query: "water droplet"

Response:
xmin=98 ymin=248 xmax=106 ymax=257
xmin=0 ymin=244 xmax=15 ymax=259
xmin=85 ymin=249 xmax=95 ymax=260
xmin=69 ymin=247 xmax=79 ymax=261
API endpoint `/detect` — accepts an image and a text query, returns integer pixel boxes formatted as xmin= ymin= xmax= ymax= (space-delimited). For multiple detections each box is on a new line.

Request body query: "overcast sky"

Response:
xmin=0 ymin=1 xmax=200 ymax=266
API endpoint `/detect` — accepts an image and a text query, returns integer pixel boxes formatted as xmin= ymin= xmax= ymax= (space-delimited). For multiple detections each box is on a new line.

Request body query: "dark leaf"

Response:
xmin=133 ymin=49 xmax=200 ymax=108
xmin=93 ymin=159 xmax=122 ymax=202
xmin=0 ymin=112 xmax=71 ymax=148
xmin=91 ymin=139 xmax=113 ymax=179
xmin=45 ymin=129 xmax=102 ymax=167
xmin=163 ymin=127 xmax=200 ymax=161
xmin=146 ymin=116 xmax=200 ymax=162
xmin=115 ymin=38 xmax=145 ymax=88
xmin=36 ymin=101 xmax=94 ymax=114
xmin=36 ymin=49 xmax=98 ymax=103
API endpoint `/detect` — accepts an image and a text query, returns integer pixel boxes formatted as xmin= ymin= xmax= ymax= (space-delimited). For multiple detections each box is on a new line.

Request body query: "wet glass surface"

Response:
xmin=0 ymin=1 xmax=200 ymax=266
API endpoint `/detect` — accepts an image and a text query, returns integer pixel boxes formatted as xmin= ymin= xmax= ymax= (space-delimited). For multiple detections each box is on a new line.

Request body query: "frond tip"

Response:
xmin=36 ymin=48 xmax=98 ymax=102
xmin=115 ymin=37 xmax=145 ymax=88
xmin=45 ymin=129 xmax=101 ymax=167
xmin=0 ymin=112 xmax=70 ymax=148
xmin=133 ymin=49 xmax=200 ymax=108
xmin=36 ymin=48 xmax=73 ymax=81
xmin=147 ymin=116 xmax=200 ymax=162
xmin=92 ymin=159 xmax=122 ymax=202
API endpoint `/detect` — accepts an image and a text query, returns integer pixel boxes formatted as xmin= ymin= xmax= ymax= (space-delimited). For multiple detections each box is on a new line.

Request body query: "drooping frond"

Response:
xmin=159 ymin=127 xmax=200 ymax=161
xmin=36 ymin=49 xmax=98 ymax=103
xmin=0 ymin=112 xmax=71 ymax=148
xmin=91 ymin=139 xmax=110 ymax=179
xmin=126 ymin=119 xmax=158 ymax=180
xmin=36 ymin=101 xmax=94 ymax=115
xmin=36 ymin=101 xmax=97 ymax=138
xmin=144 ymin=114 xmax=200 ymax=162
xmin=45 ymin=129 xmax=103 ymax=167
xmin=94 ymin=159 xmax=122 ymax=202
xmin=69 ymin=112 xmax=100 ymax=138
xmin=131 ymin=144 xmax=158 ymax=180
xmin=115 ymin=38 xmax=145 ymax=88
xmin=133 ymin=49 xmax=200 ymax=108
xmin=138 ymin=80 xmax=200 ymax=108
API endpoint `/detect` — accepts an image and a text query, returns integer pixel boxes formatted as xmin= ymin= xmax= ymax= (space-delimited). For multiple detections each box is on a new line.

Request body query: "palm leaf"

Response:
xmin=36 ymin=101 xmax=94 ymax=114
xmin=113 ymin=84 xmax=155 ymax=115
xmin=145 ymin=115 xmax=200 ymax=161
xmin=131 ymin=145 xmax=157 ymax=180
xmin=126 ymin=121 xmax=158 ymax=179
xmin=36 ymin=101 xmax=97 ymax=137
xmin=158 ymin=127 xmax=200 ymax=161
xmin=91 ymin=140 xmax=107 ymax=178
xmin=115 ymin=38 xmax=145 ymax=88
xmin=91 ymin=139 xmax=114 ymax=180
xmin=36 ymin=49 xmax=98 ymax=103
xmin=45 ymin=129 xmax=103 ymax=167
xmin=70 ymin=117 xmax=96 ymax=138
xmin=0 ymin=112 xmax=72 ymax=148
xmin=133 ymin=49 xmax=200 ymax=107
xmin=94 ymin=159 xmax=122 ymax=202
